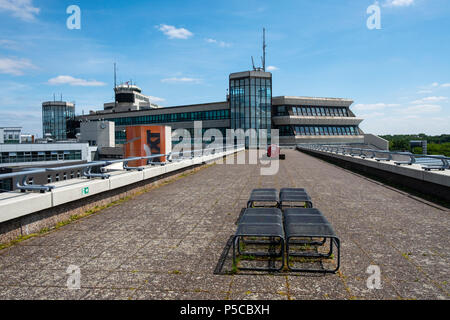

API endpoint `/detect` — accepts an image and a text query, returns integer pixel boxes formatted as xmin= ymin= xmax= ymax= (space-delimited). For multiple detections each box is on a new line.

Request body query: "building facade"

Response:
xmin=77 ymin=70 xmax=384 ymax=148
xmin=272 ymin=96 xmax=364 ymax=145
xmin=0 ymin=142 xmax=93 ymax=168
xmin=79 ymin=121 xmax=115 ymax=148
xmin=102 ymin=83 xmax=161 ymax=113
xmin=0 ymin=127 xmax=22 ymax=144
xmin=42 ymin=101 xmax=76 ymax=141
xmin=229 ymin=71 xmax=272 ymax=140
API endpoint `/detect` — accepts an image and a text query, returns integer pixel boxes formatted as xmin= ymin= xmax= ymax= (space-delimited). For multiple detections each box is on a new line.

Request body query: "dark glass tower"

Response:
xmin=42 ymin=101 xmax=76 ymax=141
xmin=229 ymin=71 xmax=272 ymax=144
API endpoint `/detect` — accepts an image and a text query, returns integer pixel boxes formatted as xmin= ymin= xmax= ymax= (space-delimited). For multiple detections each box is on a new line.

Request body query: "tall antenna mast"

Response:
xmin=262 ymin=28 xmax=266 ymax=71
xmin=114 ymin=63 xmax=117 ymax=89
xmin=114 ymin=63 xmax=117 ymax=109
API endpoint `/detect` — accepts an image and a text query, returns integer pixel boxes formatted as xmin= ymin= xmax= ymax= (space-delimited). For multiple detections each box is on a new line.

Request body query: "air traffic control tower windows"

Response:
xmin=229 ymin=71 xmax=273 ymax=145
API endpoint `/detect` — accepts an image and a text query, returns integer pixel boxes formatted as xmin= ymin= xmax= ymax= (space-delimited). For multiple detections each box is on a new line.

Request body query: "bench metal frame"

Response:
xmin=246 ymin=188 xmax=280 ymax=208
xmin=279 ymin=189 xmax=313 ymax=209
xmin=283 ymin=208 xmax=340 ymax=274
xmin=232 ymin=227 xmax=285 ymax=272
xmin=286 ymin=230 xmax=340 ymax=274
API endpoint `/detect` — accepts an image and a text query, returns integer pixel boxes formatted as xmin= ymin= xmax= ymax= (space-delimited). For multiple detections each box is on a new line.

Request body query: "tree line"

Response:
xmin=380 ymin=134 xmax=450 ymax=157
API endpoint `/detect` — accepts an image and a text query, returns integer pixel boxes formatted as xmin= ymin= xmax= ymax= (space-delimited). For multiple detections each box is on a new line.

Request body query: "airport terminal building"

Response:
xmin=78 ymin=69 xmax=378 ymax=147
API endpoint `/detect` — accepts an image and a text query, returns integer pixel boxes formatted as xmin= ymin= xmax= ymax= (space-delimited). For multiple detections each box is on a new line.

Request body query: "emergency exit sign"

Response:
xmin=82 ymin=187 xmax=89 ymax=195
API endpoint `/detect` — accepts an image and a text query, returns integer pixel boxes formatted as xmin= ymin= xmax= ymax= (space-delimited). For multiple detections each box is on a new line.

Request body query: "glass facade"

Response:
xmin=276 ymin=125 xmax=360 ymax=137
xmin=230 ymin=75 xmax=272 ymax=140
xmin=273 ymin=105 xmax=349 ymax=117
xmin=109 ymin=109 xmax=229 ymax=127
xmin=0 ymin=150 xmax=81 ymax=164
xmin=42 ymin=103 xmax=76 ymax=141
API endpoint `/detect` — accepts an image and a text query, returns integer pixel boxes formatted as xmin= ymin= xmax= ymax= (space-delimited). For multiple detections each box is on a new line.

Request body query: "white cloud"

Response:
xmin=403 ymin=104 xmax=442 ymax=114
xmin=352 ymin=103 xmax=400 ymax=111
xmin=148 ymin=96 xmax=165 ymax=103
xmin=48 ymin=75 xmax=106 ymax=87
xmin=0 ymin=57 xmax=35 ymax=75
xmin=357 ymin=112 xmax=385 ymax=118
xmin=266 ymin=66 xmax=279 ymax=71
xmin=441 ymin=83 xmax=450 ymax=88
xmin=161 ymin=77 xmax=201 ymax=84
xmin=0 ymin=39 xmax=19 ymax=50
xmin=383 ymin=0 xmax=414 ymax=7
xmin=205 ymin=38 xmax=231 ymax=48
xmin=156 ymin=24 xmax=193 ymax=40
xmin=0 ymin=0 xmax=40 ymax=21
xmin=411 ymin=96 xmax=447 ymax=104
xmin=417 ymin=90 xmax=433 ymax=94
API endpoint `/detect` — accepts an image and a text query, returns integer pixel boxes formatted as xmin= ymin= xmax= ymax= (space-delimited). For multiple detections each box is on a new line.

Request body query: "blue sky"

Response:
xmin=0 ymin=0 xmax=449 ymax=136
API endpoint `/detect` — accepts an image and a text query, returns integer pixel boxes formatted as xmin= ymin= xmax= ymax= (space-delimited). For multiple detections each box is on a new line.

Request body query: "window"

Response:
xmin=300 ymin=127 xmax=305 ymax=135
xmin=320 ymin=108 xmax=325 ymax=116
xmin=314 ymin=127 xmax=320 ymax=135
xmin=328 ymin=127 xmax=334 ymax=136
xmin=345 ymin=127 xmax=351 ymax=135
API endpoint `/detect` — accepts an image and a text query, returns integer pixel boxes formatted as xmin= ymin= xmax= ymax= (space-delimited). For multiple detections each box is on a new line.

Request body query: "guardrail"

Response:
xmin=297 ymin=144 xmax=450 ymax=172
xmin=0 ymin=144 xmax=245 ymax=193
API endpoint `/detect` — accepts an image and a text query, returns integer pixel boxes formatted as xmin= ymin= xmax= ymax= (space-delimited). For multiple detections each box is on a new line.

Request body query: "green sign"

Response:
xmin=82 ymin=187 xmax=89 ymax=195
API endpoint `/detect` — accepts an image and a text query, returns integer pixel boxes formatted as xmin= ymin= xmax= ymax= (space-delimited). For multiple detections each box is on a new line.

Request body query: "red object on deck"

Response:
xmin=267 ymin=144 xmax=280 ymax=158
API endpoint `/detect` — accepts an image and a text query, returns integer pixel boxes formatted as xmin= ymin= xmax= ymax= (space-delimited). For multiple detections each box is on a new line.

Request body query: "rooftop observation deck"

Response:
xmin=0 ymin=149 xmax=448 ymax=300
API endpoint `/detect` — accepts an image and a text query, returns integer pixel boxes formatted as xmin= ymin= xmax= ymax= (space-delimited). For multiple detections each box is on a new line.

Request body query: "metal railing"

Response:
xmin=0 ymin=144 xmax=245 ymax=193
xmin=297 ymin=144 xmax=450 ymax=172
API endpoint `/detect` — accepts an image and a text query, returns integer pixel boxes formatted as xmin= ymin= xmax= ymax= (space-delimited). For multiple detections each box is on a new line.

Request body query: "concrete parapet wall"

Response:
xmin=298 ymin=147 xmax=450 ymax=203
xmin=0 ymin=148 xmax=244 ymax=244
xmin=364 ymin=134 xmax=389 ymax=150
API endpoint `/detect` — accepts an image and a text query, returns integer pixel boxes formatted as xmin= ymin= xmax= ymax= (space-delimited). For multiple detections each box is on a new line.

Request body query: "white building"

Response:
xmin=79 ymin=120 xmax=115 ymax=148
xmin=0 ymin=127 xmax=22 ymax=144
xmin=0 ymin=143 xmax=95 ymax=168
xmin=101 ymin=83 xmax=161 ymax=113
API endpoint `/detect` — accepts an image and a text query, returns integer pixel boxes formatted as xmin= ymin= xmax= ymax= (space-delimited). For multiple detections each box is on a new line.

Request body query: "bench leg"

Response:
xmin=234 ymin=236 xmax=285 ymax=272
xmin=287 ymin=236 xmax=340 ymax=273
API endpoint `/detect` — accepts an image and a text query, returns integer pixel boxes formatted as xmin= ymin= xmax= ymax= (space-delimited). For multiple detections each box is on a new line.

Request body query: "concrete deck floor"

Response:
xmin=0 ymin=150 xmax=448 ymax=300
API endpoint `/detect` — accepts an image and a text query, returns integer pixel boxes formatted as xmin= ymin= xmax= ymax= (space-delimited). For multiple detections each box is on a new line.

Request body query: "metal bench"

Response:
xmin=284 ymin=208 xmax=340 ymax=273
xmin=283 ymin=208 xmax=326 ymax=246
xmin=247 ymin=188 xmax=279 ymax=208
xmin=279 ymin=188 xmax=313 ymax=208
xmin=238 ymin=208 xmax=284 ymax=248
xmin=233 ymin=222 xmax=285 ymax=272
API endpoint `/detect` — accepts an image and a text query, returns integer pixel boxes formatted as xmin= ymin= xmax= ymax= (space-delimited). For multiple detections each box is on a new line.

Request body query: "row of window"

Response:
xmin=115 ymin=127 xmax=230 ymax=145
xmin=109 ymin=109 xmax=230 ymax=127
xmin=230 ymin=78 xmax=271 ymax=88
xmin=275 ymin=126 xmax=360 ymax=137
xmin=274 ymin=106 xmax=349 ymax=117
xmin=0 ymin=150 xmax=82 ymax=164
xmin=42 ymin=105 xmax=75 ymax=140
xmin=230 ymin=77 xmax=272 ymax=133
